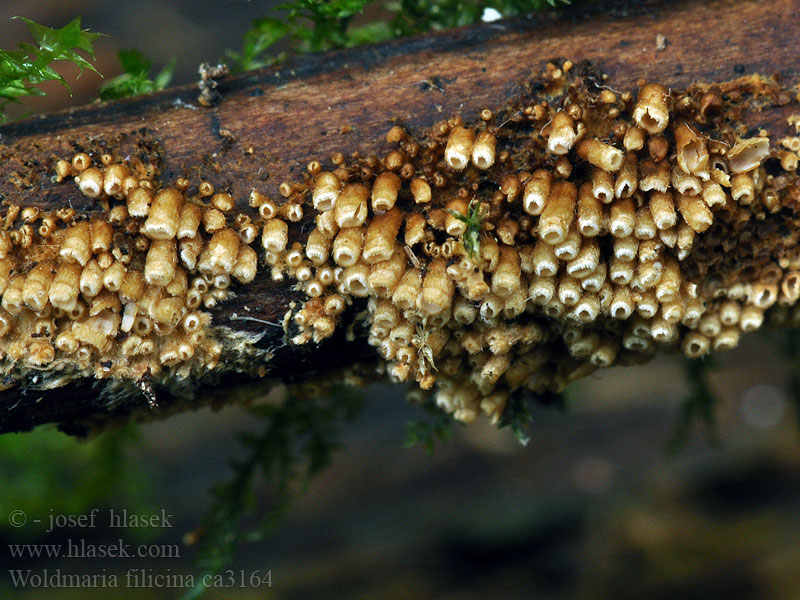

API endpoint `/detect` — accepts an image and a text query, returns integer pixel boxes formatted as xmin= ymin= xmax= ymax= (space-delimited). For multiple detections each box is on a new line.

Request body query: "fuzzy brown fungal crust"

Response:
xmin=0 ymin=60 xmax=799 ymax=429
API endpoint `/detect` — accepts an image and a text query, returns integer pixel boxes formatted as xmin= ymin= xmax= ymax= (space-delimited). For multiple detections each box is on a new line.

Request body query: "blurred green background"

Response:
xmin=2 ymin=2 xmax=800 ymax=599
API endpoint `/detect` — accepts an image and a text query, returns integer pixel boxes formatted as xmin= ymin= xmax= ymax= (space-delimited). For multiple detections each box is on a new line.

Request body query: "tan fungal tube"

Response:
xmin=546 ymin=112 xmax=577 ymax=155
xmin=363 ymin=208 xmax=403 ymax=264
xmin=633 ymin=83 xmax=670 ymax=134
xmin=649 ymin=191 xmax=678 ymax=230
xmin=577 ymin=183 xmax=603 ymax=236
xmin=445 ymin=126 xmax=475 ymax=170
xmin=471 ymin=131 xmax=497 ymax=169
xmin=312 ymin=172 xmax=341 ymax=212
xmin=674 ymin=123 xmax=709 ymax=178
xmin=523 ymin=169 xmax=552 ymax=215
xmin=491 ymin=247 xmax=521 ymax=297
xmin=335 ymin=184 xmax=369 ymax=228
xmin=539 ymin=181 xmax=577 ymax=244
xmin=419 ymin=258 xmax=454 ymax=316
xmin=577 ymin=139 xmax=625 ymax=172
xmin=371 ymin=172 xmax=401 ymax=212
xmin=677 ymin=194 xmax=714 ymax=233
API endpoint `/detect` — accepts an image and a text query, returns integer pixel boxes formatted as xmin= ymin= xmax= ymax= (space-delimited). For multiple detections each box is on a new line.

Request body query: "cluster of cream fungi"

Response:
xmin=1 ymin=62 xmax=798 ymax=423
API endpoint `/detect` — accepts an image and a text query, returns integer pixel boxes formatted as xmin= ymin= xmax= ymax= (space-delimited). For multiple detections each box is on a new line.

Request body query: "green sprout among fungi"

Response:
xmin=448 ymin=199 xmax=485 ymax=258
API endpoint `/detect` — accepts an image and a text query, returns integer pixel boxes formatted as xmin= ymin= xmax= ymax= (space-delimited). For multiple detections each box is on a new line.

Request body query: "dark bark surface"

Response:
xmin=0 ymin=0 xmax=798 ymax=434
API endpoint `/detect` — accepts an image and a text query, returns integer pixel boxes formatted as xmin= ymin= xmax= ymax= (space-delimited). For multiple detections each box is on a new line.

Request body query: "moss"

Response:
xmin=0 ymin=17 xmax=102 ymax=123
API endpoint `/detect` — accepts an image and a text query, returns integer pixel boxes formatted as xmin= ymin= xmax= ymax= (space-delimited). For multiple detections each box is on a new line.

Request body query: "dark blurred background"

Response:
xmin=0 ymin=0 xmax=267 ymax=119
xmin=2 ymin=2 xmax=800 ymax=599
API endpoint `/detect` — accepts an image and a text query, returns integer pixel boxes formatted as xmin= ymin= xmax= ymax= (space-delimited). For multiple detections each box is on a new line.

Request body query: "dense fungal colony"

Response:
xmin=274 ymin=65 xmax=800 ymax=423
xmin=0 ymin=151 xmax=260 ymax=389
xmin=1 ymin=61 xmax=799 ymax=425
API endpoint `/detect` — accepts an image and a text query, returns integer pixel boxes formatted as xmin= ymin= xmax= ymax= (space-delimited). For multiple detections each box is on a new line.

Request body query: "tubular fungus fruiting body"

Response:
xmin=1 ymin=59 xmax=799 ymax=427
